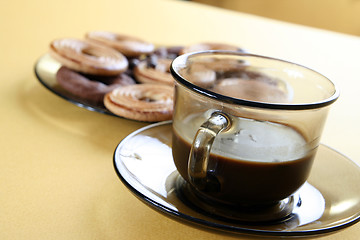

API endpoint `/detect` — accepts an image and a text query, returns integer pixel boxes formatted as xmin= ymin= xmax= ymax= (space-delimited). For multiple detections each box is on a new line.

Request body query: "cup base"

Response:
xmin=175 ymin=176 xmax=300 ymax=224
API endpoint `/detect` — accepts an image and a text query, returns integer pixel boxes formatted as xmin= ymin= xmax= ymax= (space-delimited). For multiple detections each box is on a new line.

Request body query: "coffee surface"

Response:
xmin=172 ymin=113 xmax=315 ymax=205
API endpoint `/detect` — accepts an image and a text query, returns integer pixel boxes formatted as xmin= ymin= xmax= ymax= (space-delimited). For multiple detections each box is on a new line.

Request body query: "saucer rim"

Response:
xmin=113 ymin=120 xmax=360 ymax=237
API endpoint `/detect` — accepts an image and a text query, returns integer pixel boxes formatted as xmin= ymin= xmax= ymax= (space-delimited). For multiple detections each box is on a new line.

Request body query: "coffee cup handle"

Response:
xmin=188 ymin=111 xmax=230 ymax=192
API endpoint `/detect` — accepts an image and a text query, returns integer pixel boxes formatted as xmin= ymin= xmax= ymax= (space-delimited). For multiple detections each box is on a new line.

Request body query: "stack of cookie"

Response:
xmin=49 ymin=31 xmax=243 ymax=122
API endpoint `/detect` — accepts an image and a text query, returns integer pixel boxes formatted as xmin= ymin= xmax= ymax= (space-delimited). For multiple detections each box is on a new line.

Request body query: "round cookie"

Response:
xmin=56 ymin=66 xmax=136 ymax=105
xmin=180 ymin=42 xmax=244 ymax=55
xmin=212 ymin=78 xmax=292 ymax=103
xmin=133 ymin=57 xmax=174 ymax=85
xmin=86 ymin=31 xmax=155 ymax=57
xmin=104 ymin=84 xmax=174 ymax=122
xmin=50 ymin=38 xmax=128 ymax=76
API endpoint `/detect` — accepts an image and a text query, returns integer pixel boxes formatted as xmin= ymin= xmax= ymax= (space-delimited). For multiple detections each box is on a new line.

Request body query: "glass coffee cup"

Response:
xmin=170 ymin=51 xmax=339 ymax=221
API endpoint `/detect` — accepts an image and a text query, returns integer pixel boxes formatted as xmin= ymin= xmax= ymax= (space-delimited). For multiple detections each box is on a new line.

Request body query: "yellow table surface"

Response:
xmin=1 ymin=0 xmax=360 ymax=239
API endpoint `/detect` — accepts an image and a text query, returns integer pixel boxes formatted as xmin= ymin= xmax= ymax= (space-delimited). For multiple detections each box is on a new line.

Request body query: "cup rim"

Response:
xmin=170 ymin=50 xmax=340 ymax=110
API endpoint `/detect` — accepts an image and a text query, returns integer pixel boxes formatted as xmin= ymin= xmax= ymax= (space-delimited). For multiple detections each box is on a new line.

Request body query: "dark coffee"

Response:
xmin=172 ymin=122 xmax=316 ymax=206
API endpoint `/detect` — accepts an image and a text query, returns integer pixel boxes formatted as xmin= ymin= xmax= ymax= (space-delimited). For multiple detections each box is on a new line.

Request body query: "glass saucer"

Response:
xmin=113 ymin=121 xmax=360 ymax=237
